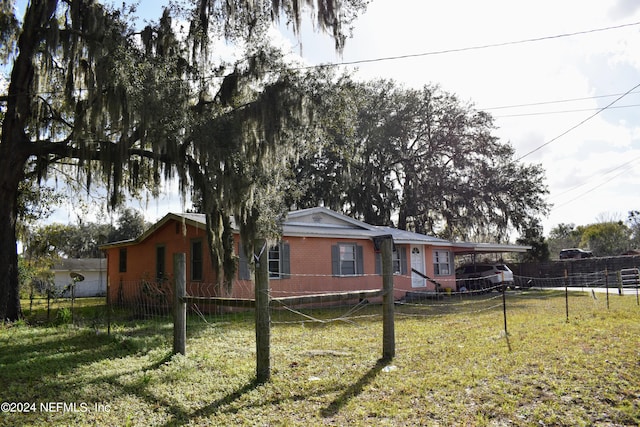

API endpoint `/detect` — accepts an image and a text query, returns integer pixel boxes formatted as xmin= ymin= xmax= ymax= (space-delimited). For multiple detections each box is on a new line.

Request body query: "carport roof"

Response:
xmin=452 ymin=242 xmax=531 ymax=254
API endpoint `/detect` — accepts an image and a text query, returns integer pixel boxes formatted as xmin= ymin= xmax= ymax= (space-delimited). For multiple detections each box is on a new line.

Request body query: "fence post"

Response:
xmin=636 ymin=266 xmax=640 ymax=306
xmin=502 ymin=275 xmax=508 ymax=336
xmin=106 ymin=277 xmax=111 ymax=336
xmin=381 ymin=236 xmax=395 ymax=361
xmin=254 ymin=239 xmax=271 ymax=383
xmin=564 ymin=269 xmax=569 ymax=323
xmin=173 ymin=253 xmax=186 ymax=356
xmin=605 ymin=267 xmax=610 ymax=310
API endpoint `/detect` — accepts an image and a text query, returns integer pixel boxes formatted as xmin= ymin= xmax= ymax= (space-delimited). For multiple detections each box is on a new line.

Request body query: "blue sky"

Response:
xmin=11 ymin=0 xmax=640 ymax=237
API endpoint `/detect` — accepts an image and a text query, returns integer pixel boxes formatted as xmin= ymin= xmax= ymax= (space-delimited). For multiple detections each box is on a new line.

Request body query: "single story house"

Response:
xmin=53 ymin=258 xmax=107 ymax=297
xmin=100 ymin=207 xmax=529 ymax=305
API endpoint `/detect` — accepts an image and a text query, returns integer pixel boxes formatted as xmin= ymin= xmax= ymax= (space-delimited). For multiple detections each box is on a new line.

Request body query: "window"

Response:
xmin=191 ymin=239 xmax=203 ymax=281
xmin=433 ymin=250 xmax=451 ymax=276
xmin=268 ymin=245 xmax=280 ymax=278
xmin=332 ymin=243 xmax=364 ymax=276
xmin=238 ymin=242 xmax=290 ymax=280
xmin=156 ymin=245 xmax=166 ymax=280
xmin=269 ymin=243 xmax=290 ymax=279
xmin=340 ymin=244 xmax=356 ymax=275
xmin=375 ymin=246 xmax=407 ymax=275
xmin=119 ymin=248 xmax=127 ymax=273
xmin=392 ymin=248 xmax=404 ymax=274
xmin=269 ymin=245 xmax=280 ymax=279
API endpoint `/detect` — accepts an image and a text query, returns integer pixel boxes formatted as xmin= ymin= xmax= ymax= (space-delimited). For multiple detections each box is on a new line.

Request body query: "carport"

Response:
xmin=452 ymin=242 xmax=532 ymax=262
xmin=451 ymin=243 xmax=532 ymax=292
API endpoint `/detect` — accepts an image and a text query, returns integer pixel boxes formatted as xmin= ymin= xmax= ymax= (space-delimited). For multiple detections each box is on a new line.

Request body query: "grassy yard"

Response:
xmin=1 ymin=291 xmax=638 ymax=426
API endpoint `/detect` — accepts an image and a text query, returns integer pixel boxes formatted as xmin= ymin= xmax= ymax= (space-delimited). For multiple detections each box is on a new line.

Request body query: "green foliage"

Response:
xmin=108 ymin=208 xmax=149 ymax=242
xmin=0 ymin=0 xmax=18 ymax=63
xmin=579 ymin=221 xmax=631 ymax=256
xmin=627 ymin=210 xmax=640 ymax=249
xmin=547 ymin=222 xmax=581 ymax=257
xmin=292 ymin=79 xmax=550 ymax=241
xmin=516 ymin=219 xmax=550 ymax=262
xmin=22 ymin=208 xmax=147 ymax=260
xmin=547 ymin=218 xmax=638 ymax=258
xmin=54 ymin=307 xmax=72 ymax=325
xmin=1 ymin=0 xmax=367 ymax=321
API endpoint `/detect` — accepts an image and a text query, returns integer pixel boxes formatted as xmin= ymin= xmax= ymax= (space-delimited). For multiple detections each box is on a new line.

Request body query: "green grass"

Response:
xmin=1 ymin=291 xmax=639 ymax=426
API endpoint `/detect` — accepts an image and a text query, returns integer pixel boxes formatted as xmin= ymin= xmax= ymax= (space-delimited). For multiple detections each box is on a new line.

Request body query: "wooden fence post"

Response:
xmin=254 ymin=239 xmax=271 ymax=383
xmin=173 ymin=253 xmax=186 ymax=355
xmin=502 ymin=274 xmax=508 ymax=336
xmin=106 ymin=277 xmax=111 ymax=336
xmin=564 ymin=269 xmax=569 ymax=323
xmin=605 ymin=267 xmax=610 ymax=310
xmin=381 ymin=236 xmax=395 ymax=361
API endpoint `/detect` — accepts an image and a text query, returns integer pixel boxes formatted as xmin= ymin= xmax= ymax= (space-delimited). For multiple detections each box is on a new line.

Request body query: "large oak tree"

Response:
xmin=292 ymin=79 xmax=550 ymax=241
xmin=0 ymin=0 xmax=365 ymax=321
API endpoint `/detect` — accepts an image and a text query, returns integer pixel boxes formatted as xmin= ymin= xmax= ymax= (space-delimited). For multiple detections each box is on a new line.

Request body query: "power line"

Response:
xmin=515 ymin=82 xmax=640 ymax=162
xmin=551 ymin=163 xmax=637 ymax=211
xmin=495 ymin=103 xmax=640 ymax=118
xmin=3 ymin=21 xmax=639 ymax=99
xmin=481 ymin=90 xmax=640 ymax=111
xmin=299 ymin=21 xmax=640 ymax=69
xmin=549 ymin=154 xmax=640 ymax=201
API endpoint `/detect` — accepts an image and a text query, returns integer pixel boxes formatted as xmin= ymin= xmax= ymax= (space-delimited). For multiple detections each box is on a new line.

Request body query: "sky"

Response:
xmin=274 ymin=0 xmax=640 ymax=236
xmin=25 ymin=0 xmax=640 ymax=237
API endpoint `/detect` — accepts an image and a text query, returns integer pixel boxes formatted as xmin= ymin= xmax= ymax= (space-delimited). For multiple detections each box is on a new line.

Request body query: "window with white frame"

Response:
xmin=392 ymin=248 xmax=402 ymax=274
xmin=268 ymin=244 xmax=281 ymax=278
xmin=375 ymin=246 xmax=407 ymax=275
xmin=339 ymin=244 xmax=357 ymax=275
xmin=332 ymin=243 xmax=363 ymax=276
xmin=433 ymin=250 xmax=451 ymax=276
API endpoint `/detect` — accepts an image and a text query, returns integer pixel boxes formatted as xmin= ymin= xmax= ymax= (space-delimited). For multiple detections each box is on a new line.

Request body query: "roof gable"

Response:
xmin=285 ymin=207 xmax=375 ymax=230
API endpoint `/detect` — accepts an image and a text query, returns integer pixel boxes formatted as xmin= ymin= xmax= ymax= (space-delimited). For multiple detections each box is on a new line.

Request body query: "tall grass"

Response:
xmin=0 ymin=291 xmax=638 ymax=426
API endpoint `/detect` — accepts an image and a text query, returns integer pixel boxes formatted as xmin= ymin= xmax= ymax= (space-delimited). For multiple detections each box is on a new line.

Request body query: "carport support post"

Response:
xmin=254 ymin=239 xmax=271 ymax=383
xmin=381 ymin=236 xmax=395 ymax=361
xmin=173 ymin=253 xmax=186 ymax=356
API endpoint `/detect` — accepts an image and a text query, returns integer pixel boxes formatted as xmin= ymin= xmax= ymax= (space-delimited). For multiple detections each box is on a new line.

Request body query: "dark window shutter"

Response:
xmin=399 ymin=246 xmax=408 ymax=275
xmin=331 ymin=245 xmax=340 ymax=276
xmin=375 ymin=253 xmax=381 ymax=275
xmin=238 ymin=244 xmax=251 ymax=281
xmin=356 ymin=244 xmax=364 ymax=275
xmin=280 ymin=243 xmax=290 ymax=278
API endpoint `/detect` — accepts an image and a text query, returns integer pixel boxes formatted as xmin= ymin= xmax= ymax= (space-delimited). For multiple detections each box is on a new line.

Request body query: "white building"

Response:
xmin=53 ymin=258 xmax=107 ymax=297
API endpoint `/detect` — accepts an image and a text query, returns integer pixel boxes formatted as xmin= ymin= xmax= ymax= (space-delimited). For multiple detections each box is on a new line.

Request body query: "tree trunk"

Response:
xmin=0 ymin=0 xmax=55 ymax=321
xmin=0 ymin=151 xmax=26 ymax=322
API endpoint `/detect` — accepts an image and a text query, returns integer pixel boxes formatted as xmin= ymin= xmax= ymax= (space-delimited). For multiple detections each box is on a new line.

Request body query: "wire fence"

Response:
xmin=20 ymin=269 xmax=639 ymax=346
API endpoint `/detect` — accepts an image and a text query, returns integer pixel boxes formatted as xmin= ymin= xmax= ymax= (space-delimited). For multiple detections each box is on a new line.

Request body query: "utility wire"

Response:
xmin=495 ymin=103 xmax=640 ymax=118
xmin=481 ymin=90 xmax=640 ymax=111
xmin=549 ymin=154 xmax=640 ymax=200
xmin=299 ymin=21 xmax=640 ymax=69
xmin=551 ymin=163 xmax=637 ymax=211
xmin=3 ymin=21 xmax=639 ymax=99
xmin=515 ymin=82 xmax=640 ymax=161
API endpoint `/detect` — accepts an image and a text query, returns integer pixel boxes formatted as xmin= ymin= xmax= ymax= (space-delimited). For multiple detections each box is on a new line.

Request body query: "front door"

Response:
xmin=411 ymin=245 xmax=426 ymax=288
